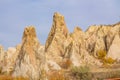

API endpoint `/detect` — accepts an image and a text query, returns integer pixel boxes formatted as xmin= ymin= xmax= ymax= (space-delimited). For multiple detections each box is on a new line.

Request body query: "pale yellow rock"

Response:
xmin=0 ymin=45 xmax=22 ymax=74
xmin=13 ymin=26 xmax=46 ymax=80
xmin=94 ymin=38 xmax=106 ymax=57
xmin=2 ymin=47 xmax=17 ymax=73
xmin=0 ymin=45 xmax=5 ymax=69
xmin=0 ymin=45 xmax=4 ymax=63
xmin=106 ymin=23 xmax=120 ymax=50
xmin=85 ymin=25 xmax=111 ymax=56
xmin=0 ymin=13 xmax=120 ymax=79
xmin=107 ymin=33 xmax=120 ymax=60
xmin=45 ymin=12 xmax=69 ymax=63
xmin=47 ymin=60 xmax=61 ymax=71
xmin=70 ymin=27 xmax=102 ymax=66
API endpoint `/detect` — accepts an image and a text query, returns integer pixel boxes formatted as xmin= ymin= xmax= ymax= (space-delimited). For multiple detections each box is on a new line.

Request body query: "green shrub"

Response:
xmin=72 ymin=65 xmax=90 ymax=74
xmin=71 ymin=65 xmax=92 ymax=80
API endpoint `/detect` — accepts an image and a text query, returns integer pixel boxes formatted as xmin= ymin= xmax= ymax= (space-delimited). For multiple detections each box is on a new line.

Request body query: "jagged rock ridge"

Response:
xmin=0 ymin=12 xmax=120 ymax=80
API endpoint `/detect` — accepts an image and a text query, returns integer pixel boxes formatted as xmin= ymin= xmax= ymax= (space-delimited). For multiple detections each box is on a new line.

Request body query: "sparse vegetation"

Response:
xmin=72 ymin=65 xmax=90 ymax=74
xmin=0 ymin=68 xmax=28 ymax=80
xmin=0 ymin=76 xmax=29 ymax=80
xmin=93 ymin=70 xmax=120 ymax=80
xmin=71 ymin=65 xmax=93 ymax=80
xmin=97 ymin=50 xmax=107 ymax=59
xmin=97 ymin=50 xmax=116 ymax=65
xmin=48 ymin=70 xmax=69 ymax=80
xmin=103 ymin=57 xmax=116 ymax=64
xmin=60 ymin=59 xmax=72 ymax=69
xmin=71 ymin=65 xmax=120 ymax=80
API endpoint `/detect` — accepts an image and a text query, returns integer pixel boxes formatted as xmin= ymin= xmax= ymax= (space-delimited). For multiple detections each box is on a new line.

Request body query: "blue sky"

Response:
xmin=0 ymin=0 xmax=120 ymax=49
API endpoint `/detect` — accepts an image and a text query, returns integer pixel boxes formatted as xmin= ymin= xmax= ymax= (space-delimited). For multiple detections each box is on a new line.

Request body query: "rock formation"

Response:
xmin=85 ymin=25 xmax=111 ymax=56
xmin=2 ymin=47 xmax=17 ymax=74
xmin=0 ymin=45 xmax=22 ymax=75
xmin=45 ymin=12 xmax=102 ymax=67
xmin=0 ymin=45 xmax=5 ymax=70
xmin=107 ymin=33 xmax=120 ymax=60
xmin=45 ymin=12 xmax=69 ymax=64
xmin=0 ymin=45 xmax=4 ymax=62
xmin=13 ymin=26 xmax=46 ymax=80
xmin=0 ymin=12 xmax=120 ymax=80
xmin=84 ymin=23 xmax=120 ymax=60
xmin=69 ymin=27 xmax=101 ymax=66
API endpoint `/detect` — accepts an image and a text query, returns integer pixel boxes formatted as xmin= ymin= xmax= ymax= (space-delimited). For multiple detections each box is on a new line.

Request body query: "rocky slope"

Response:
xmin=0 ymin=12 xmax=120 ymax=79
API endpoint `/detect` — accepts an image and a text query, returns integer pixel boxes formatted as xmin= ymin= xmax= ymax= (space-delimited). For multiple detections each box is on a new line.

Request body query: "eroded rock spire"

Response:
xmin=45 ymin=12 xmax=69 ymax=63
xmin=13 ymin=26 xmax=46 ymax=80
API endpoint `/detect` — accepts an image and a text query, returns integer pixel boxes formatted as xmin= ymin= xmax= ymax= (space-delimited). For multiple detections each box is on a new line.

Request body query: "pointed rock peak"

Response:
xmin=22 ymin=26 xmax=40 ymax=47
xmin=71 ymin=27 xmax=84 ymax=38
xmin=45 ymin=12 xmax=69 ymax=51
xmin=0 ymin=45 xmax=4 ymax=63
xmin=18 ymin=26 xmax=40 ymax=62
xmin=0 ymin=45 xmax=4 ymax=50
xmin=13 ymin=26 xmax=45 ymax=80
xmin=74 ymin=27 xmax=82 ymax=32
xmin=52 ymin=12 xmax=68 ymax=33
xmin=22 ymin=26 xmax=37 ymax=40
xmin=53 ymin=12 xmax=64 ymax=22
xmin=0 ymin=45 xmax=4 ymax=56
xmin=71 ymin=27 xmax=85 ymax=41
xmin=85 ymin=25 xmax=99 ymax=33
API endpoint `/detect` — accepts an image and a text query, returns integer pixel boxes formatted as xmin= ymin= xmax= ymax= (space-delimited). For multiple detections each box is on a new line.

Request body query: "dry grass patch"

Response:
xmin=60 ymin=59 xmax=72 ymax=69
xmin=97 ymin=50 xmax=116 ymax=65
xmin=47 ymin=70 xmax=69 ymax=80
xmin=0 ymin=75 xmax=29 ymax=80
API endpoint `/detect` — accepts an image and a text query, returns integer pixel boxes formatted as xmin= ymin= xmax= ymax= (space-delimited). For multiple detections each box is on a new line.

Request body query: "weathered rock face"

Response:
xmin=0 ymin=45 xmax=4 ymax=62
xmin=84 ymin=22 xmax=120 ymax=60
xmin=13 ymin=26 xmax=46 ymax=80
xmin=69 ymin=27 xmax=85 ymax=66
xmin=45 ymin=13 xmax=103 ymax=67
xmin=85 ymin=25 xmax=111 ymax=56
xmin=106 ymin=23 xmax=120 ymax=50
xmin=0 ymin=45 xmax=5 ymax=69
xmin=0 ymin=12 xmax=120 ymax=79
xmin=2 ymin=47 xmax=17 ymax=74
xmin=45 ymin=12 xmax=69 ymax=63
xmin=104 ymin=23 xmax=120 ymax=61
xmin=69 ymin=27 xmax=102 ymax=66
xmin=107 ymin=33 xmax=120 ymax=60
xmin=0 ymin=44 xmax=22 ymax=74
